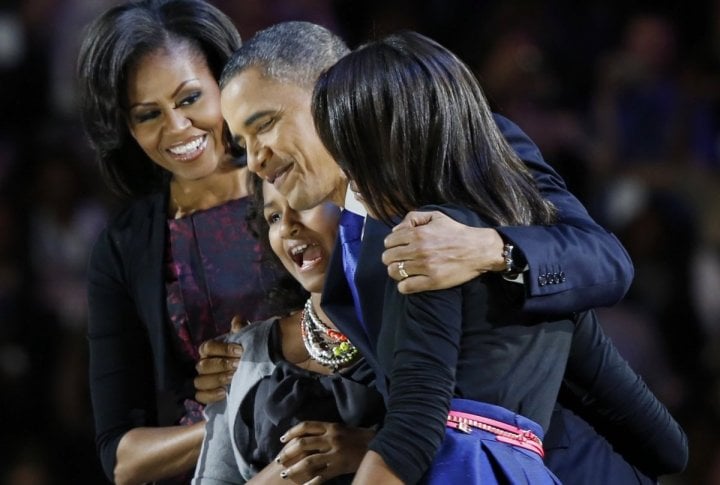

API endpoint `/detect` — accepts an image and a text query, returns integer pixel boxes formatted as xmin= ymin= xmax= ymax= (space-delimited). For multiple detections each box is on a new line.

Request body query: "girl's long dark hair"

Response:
xmin=313 ymin=31 xmax=556 ymax=227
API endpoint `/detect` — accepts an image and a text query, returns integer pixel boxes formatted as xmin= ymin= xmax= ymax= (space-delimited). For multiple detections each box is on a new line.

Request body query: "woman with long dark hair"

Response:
xmin=78 ymin=1 xmax=285 ymax=482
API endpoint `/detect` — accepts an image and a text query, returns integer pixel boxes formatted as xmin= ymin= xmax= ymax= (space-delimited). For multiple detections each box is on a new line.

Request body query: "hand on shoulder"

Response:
xmin=382 ymin=210 xmax=506 ymax=294
xmin=194 ymin=315 xmax=247 ymax=404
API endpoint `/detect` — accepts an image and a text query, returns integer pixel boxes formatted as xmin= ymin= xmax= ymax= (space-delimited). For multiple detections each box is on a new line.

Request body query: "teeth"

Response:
xmin=291 ymin=244 xmax=308 ymax=256
xmin=169 ymin=136 xmax=205 ymax=155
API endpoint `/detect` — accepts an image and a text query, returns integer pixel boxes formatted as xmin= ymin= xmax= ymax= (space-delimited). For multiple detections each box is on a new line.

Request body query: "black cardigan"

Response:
xmin=87 ymin=189 xmax=281 ymax=480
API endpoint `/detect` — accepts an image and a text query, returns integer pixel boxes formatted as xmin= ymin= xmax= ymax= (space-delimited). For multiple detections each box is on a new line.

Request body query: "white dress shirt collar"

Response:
xmin=343 ymin=185 xmax=367 ymax=217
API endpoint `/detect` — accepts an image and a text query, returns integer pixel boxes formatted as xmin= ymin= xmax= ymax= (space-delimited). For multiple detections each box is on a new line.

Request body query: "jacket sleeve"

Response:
xmin=87 ymin=227 xmax=158 ymax=481
xmin=493 ymin=114 xmax=634 ymax=314
xmin=561 ymin=310 xmax=688 ymax=475
xmin=369 ymin=205 xmax=476 ymax=484
xmin=368 ymin=284 xmax=462 ymax=485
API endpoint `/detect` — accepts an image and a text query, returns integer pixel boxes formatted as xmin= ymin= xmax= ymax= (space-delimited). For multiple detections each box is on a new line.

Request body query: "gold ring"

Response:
xmin=398 ymin=261 xmax=409 ymax=280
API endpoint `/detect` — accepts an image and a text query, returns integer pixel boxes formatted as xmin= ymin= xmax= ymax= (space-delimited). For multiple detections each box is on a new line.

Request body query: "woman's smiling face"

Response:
xmin=262 ymin=180 xmax=341 ymax=294
xmin=125 ymin=42 xmax=226 ymax=182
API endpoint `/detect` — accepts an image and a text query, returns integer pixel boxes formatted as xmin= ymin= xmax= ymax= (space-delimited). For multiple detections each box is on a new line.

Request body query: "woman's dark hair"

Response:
xmin=77 ymin=0 xmax=241 ymax=198
xmin=245 ymin=173 xmax=308 ymax=312
xmin=313 ymin=30 xmax=556 ymax=226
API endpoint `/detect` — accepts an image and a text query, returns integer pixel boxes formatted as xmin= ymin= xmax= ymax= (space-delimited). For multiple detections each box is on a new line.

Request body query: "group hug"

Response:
xmin=78 ymin=0 xmax=689 ymax=483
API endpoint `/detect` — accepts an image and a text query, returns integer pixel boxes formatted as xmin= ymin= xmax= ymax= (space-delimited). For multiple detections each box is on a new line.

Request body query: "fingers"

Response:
xmin=386 ymin=260 xmax=413 ymax=282
xmin=276 ymin=424 xmax=374 ymax=483
xmin=194 ymin=367 xmax=235 ymax=388
xmin=280 ymin=454 xmax=330 ymax=484
xmin=277 ymin=435 xmax=329 ymax=466
xmin=276 ymin=422 xmax=335 ymax=469
xmin=383 ymin=210 xmax=487 ymax=293
xmin=230 ymin=314 xmax=248 ymax=333
xmin=282 ymin=421 xmax=332 ymax=442
xmin=193 ymin=369 xmax=235 ymax=404
xmin=383 ymin=233 xmax=427 ymax=267
xmin=383 ymin=211 xmax=438 ymax=254
xmin=195 ymin=356 xmax=239 ymax=375
xmin=197 ymin=339 xmax=243 ymax=359
xmin=396 ymin=275 xmax=433 ymax=295
xmin=383 ymin=213 xmax=442 ymax=264
xmin=383 ymin=226 xmax=411 ymax=253
xmin=387 ymin=260 xmax=443 ymax=294
xmin=390 ymin=210 xmax=436 ymax=232
xmin=195 ymin=387 xmax=227 ymax=405
xmin=194 ymin=353 xmax=240 ymax=405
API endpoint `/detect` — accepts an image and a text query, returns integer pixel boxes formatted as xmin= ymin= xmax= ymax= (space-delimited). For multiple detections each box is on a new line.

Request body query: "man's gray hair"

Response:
xmin=220 ymin=21 xmax=350 ymax=89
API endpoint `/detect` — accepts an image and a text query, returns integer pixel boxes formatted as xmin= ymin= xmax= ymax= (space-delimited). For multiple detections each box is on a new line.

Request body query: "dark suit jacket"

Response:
xmin=321 ymin=115 xmax=687 ymax=482
xmin=491 ymin=114 xmax=634 ymax=314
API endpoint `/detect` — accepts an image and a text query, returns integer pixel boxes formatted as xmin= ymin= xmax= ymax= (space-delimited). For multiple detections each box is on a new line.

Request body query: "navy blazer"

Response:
xmin=321 ymin=115 xmax=686 ymax=482
xmin=491 ymin=114 xmax=634 ymax=314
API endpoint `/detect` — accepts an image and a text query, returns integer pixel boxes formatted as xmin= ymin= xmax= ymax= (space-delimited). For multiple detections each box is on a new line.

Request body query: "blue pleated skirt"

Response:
xmin=422 ymin=399 xmax=562 ymax=485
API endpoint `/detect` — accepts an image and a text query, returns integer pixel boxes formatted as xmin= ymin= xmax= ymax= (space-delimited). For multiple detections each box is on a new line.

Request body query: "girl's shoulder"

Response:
xmin=417 ymin=203 xmax=491 ymax=229
xmin=224 ymin=317 xmax=278 ymax=356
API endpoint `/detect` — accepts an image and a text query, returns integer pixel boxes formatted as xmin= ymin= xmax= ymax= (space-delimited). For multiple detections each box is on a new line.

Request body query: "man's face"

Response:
xmin=221 ymin=68 xmax=346 ymax=211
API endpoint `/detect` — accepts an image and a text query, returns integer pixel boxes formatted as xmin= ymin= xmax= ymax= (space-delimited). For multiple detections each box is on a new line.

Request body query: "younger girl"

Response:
xmin=194 ymin=176 xmax=384 ymax=484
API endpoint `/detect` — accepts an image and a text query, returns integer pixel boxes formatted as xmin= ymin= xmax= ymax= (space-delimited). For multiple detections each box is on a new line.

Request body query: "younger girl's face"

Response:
xmin=262 ymin=181 xmax=341 ymax=294
xmin=125 ymin=43 xmax=226 ymax=182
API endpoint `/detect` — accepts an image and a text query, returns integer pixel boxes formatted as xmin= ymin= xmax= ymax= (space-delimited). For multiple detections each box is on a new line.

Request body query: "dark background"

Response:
xmin=1 ymin=0 xmax=719 ymax=483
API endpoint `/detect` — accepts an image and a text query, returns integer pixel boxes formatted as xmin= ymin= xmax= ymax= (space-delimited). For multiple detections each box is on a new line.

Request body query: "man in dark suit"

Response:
xmin=205 ymin=21 xmax=687 ymax=483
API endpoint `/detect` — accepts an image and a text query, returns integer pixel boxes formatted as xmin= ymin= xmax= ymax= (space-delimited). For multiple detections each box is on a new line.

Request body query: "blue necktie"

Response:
xmin=338 ymin=209 xmax=365 ymax=329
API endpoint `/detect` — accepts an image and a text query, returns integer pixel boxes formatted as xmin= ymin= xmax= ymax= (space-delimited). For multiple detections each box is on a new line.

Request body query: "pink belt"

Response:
xmin=446 ymin=410 xmax=545 ymax=458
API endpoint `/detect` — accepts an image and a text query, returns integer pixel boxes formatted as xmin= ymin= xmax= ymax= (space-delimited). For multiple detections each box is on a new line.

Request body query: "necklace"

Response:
xmin=301 ymin=298 xmax=359 ymax=371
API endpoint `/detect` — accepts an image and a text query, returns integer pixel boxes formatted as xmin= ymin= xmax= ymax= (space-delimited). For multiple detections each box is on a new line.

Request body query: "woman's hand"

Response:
xmin=274 ymin=421 xmax=376 ymax=484
xmin=194 ymin=315 xmax=246 ymax=404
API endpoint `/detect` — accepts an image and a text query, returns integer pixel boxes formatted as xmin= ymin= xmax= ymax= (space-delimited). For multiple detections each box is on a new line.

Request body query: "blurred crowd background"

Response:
xmin=1 ymin=0 xmax=719 ymax=483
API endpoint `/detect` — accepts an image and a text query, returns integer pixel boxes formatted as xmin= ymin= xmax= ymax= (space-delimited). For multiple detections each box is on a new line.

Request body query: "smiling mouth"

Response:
xmin=289 ymin=242 xmax=323 ymax=270
xmin=268 ymin=164 xmax=292 ymax=189
xmin=167 ymin=134 xmax=207 ymax=161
